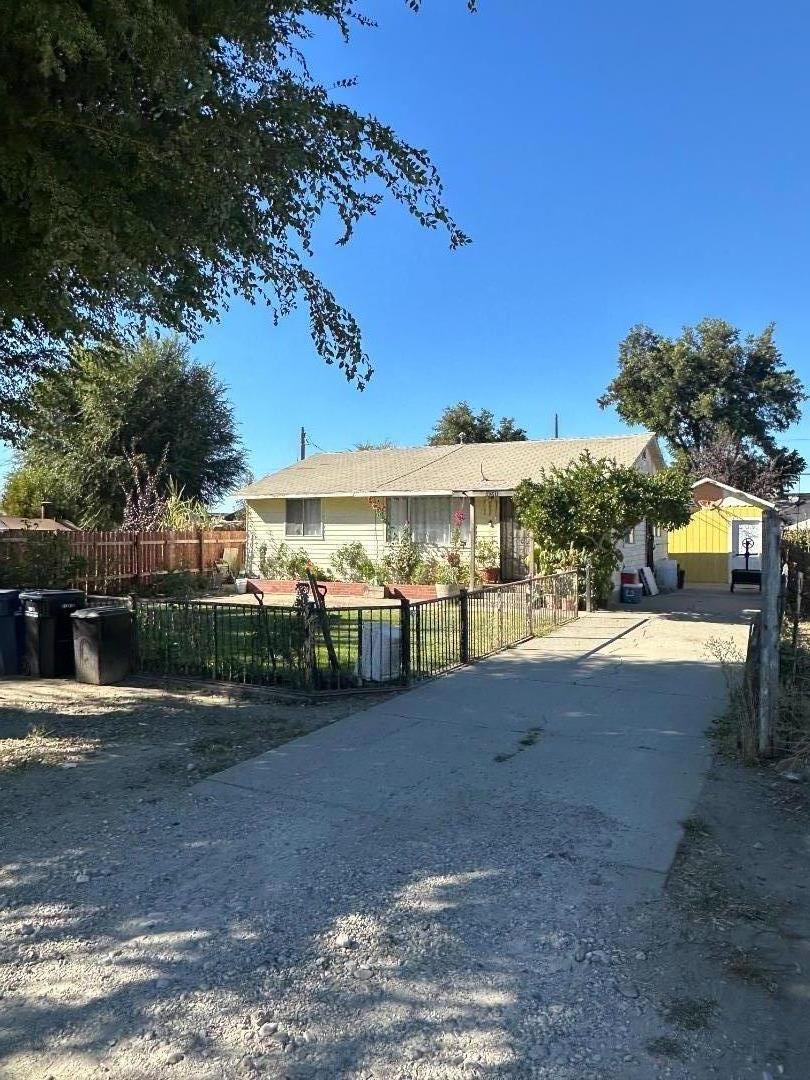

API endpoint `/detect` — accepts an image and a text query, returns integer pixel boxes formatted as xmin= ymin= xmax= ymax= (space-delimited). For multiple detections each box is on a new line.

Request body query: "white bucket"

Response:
xmin=359 ymin=622 xmax=402 ymax=682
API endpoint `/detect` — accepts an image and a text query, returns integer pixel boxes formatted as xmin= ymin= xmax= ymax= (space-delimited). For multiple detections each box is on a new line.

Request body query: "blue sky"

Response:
xmin=6 ymin=0 xmax=810 ymax=496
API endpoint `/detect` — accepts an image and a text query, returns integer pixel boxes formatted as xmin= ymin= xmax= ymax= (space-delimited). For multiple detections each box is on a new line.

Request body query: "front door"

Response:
xmin=730 ymin=518 xmax=762 ymax=576
xmin=499 ymin=497 xmax=531 ymax=580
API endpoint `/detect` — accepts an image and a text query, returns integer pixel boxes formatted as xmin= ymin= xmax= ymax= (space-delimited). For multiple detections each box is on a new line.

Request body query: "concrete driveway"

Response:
xmin=1 ymin=586 xmax=761 ymax=1079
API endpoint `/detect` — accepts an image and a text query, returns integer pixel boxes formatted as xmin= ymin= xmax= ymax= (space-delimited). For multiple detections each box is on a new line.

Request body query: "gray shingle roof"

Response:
xmin=236 ymin=434 xmax=660 ymax=499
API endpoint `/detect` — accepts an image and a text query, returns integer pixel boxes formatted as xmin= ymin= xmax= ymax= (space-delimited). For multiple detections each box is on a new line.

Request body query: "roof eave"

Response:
xmin=239 ymin=487 xmax=516 ymax=500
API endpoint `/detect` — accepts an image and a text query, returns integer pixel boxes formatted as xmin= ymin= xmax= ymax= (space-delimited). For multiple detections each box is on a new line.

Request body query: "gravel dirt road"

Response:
xmin=1 ymin=590 xmax=808 ymax=1079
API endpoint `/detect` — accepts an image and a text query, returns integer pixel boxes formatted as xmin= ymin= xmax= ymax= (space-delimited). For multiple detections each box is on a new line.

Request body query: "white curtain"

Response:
xmin=386 ymin=496 xmax=471 ymax=545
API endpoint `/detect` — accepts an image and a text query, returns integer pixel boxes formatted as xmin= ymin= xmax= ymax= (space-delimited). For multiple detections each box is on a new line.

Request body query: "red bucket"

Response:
xmin=620 ymin=571 xmax=638 ymax=585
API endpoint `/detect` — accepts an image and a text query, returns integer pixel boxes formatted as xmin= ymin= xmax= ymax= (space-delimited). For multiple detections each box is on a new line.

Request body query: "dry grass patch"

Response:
xmin=0 ymin=725 xmax=100 ymax=773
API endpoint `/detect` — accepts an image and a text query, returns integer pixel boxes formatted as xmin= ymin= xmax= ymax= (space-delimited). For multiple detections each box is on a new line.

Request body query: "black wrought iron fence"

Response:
xmin=128 ymin=571 xmax=580 ymax=692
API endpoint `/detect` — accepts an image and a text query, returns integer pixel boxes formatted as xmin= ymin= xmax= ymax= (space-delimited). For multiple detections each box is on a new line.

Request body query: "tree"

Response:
xmin=428 ymin=402 xmax=528 ymax=445
xmin=2 ymin=337 xmax=248 ymax=527
xmin=599 ymin=318 xmax=806 ymax=495
xmin=0 ymin=2 xmax=473 ymax=442
xmin=514 ymin=454 xmax=692 ymax=602
xmin=0 ymin=459 xmax=82 ymax=522
xmin=354 ymin=440 xmax=397 ymax=451
xmin=687 ymin=429 xmax=804 ymax=499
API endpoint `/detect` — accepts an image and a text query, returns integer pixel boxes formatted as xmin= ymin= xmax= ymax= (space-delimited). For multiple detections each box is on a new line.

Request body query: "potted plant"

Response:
xmin=436 ymin=550 xmax=468 ymax=597
xmin=475 ymin=537 xmax=501 ymax=585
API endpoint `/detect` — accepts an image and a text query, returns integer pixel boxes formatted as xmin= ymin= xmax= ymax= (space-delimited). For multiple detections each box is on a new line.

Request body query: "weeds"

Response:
xmin=705 ymin=635 xmax=758 ymax=761
xmin=724 ymin=947 xmax=779 ymax=993
xmin=646 ymin=1036 xmax=683 ymax=1060
xmin=494 ymin=726 xmax=543 ymax=763
xmin=681 ymin=816 xmax=712 ymax=841
xmin=663 ymin=996 xmax=717 ymax=1031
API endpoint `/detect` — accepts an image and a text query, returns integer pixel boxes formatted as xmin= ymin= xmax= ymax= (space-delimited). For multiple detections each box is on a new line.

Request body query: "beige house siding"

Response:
xmin=246 ymin=494 xmax=504 ymax=576
xmin=246 ymin=496 xmax=386 ymax=575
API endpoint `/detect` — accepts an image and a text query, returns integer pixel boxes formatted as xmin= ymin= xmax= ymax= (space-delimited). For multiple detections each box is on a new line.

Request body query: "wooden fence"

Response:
xmin=0 ymin=528 xmax=246 ymax=593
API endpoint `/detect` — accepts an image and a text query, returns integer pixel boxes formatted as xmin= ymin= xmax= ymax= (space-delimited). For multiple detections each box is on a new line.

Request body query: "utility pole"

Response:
xmin=554 ymin=413 xmax=559 ymax=439
xmin=300 ymin=426 xmax=306 ymax=461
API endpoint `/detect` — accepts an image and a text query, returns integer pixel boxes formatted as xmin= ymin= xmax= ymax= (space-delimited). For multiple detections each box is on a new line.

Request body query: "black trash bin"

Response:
xmin=72 ymin=606 xmax=133 ymax=685
xmin=0 ymin=589 xmax=22 ymax=676
xmin=20 ymin=589 xmax=86 ymax=677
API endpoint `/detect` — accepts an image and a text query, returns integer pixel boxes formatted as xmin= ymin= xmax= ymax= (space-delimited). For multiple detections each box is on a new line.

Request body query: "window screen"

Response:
xmin=285 ymin=498 xmax=322 ymax=537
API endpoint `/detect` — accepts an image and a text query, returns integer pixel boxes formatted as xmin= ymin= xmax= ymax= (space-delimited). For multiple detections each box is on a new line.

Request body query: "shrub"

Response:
xmin=130 ymin=569 xmax=209 ymax=598
xmin=381 ymin=527 xmax=422 ymax=584
xmin=515 ymin=454 xmax=692 ymax=604
xmin=257 ymin=539 xmax=330 ymax=581
xmin=0 ymin=530 xmax=87 ymax=589
xmin=331 ymin=542 xmax=376 ymax=583
xmin=475 ymin=537 xmax=500 ymax=570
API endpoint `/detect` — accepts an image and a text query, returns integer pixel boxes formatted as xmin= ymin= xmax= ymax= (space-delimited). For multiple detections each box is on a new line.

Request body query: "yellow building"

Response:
xmin=668 ymin=478 xmax=775 ymax=585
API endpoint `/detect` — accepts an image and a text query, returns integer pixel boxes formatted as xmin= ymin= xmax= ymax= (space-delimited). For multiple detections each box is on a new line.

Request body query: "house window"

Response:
xmin=285 ymin=498 xmax=322 ymax=537
xmin=624 ymin=523 xmax=640 ymax=544
xmin=387 ymin=496 xmax=469 ymax=546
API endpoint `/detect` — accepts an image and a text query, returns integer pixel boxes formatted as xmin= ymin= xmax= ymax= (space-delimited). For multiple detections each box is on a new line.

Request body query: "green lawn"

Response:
xmin=133 ymin=591 xmax=576 ymax=690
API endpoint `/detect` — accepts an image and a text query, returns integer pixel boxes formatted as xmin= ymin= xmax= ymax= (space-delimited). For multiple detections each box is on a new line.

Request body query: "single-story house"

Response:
xmin=236 ymin=433 xmax=668 ymax=589
xmin=667 ymin=478 xmax=776 ymax=585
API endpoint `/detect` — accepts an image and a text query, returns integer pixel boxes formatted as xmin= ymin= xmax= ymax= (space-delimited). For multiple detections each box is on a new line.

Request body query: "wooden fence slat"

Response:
xmin=0 ymin=527 xmax=246 ymax=593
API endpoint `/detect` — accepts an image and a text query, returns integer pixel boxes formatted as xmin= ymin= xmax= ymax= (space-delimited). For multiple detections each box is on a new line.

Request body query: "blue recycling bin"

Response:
xmin=0 ymin=589 xmax=23 ymax=675
xmin=620 ymin=583 xmax=643 ymax=604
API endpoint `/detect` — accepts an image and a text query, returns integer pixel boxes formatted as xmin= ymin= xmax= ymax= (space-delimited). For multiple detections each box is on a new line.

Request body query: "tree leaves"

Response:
xmin=428 ymin=402 xmax=528 ymax=445
xmin=514 ymin=454 xmax=692 ymax=602
xmin=2 ymin=337 xmax=248 ymax=527
xmin=0 ymin=1 xmax=472 ymax=438
xmin=599 ymin=318 xmax=806 ymax=495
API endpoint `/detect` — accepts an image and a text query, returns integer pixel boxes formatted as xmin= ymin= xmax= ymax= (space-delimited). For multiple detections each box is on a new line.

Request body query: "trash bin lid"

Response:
xmin=19 ymin=589 xmax=86 ymax=601
xmin=19 ymin=589 xmax=87 ymax=616
xmin=72 ymin=606 xmax=131 ymax=620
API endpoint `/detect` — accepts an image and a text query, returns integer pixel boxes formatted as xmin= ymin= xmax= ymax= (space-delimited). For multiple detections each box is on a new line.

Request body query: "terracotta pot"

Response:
xmin=480 ymin=566 xmax=500 ymax=584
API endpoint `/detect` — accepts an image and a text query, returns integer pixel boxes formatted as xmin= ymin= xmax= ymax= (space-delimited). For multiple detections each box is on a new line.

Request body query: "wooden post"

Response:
xmin=134 ymin=531 xmax=143 ymax=584
xmin=400 ymin=596 xmax=411 ymax=685
xmin=198 ymin=528 xmax=205 ymax=577
xmin=459 ymin=588 xmax=469 ymax=663
xmin=758 ymin=509 xmax=781 ymax=758
xmin=527 ymin=531 xmax=536 ymax=577
xmin=585 ymin=563 xmax=594 ymax=613
xmin=792 ymin=569 xmax=803 ymax=650
xmin=468 ymin=496 xmax=477 ymax=589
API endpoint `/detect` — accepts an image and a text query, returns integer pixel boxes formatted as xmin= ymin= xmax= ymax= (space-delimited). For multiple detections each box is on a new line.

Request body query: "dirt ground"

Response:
xmin=0 ymin=675 xmax=388 ymax=785
xmin=634 ymin=750 xmax=810 ymax=1077
xmin=1 ymin=673 xmax=809 ymax=1078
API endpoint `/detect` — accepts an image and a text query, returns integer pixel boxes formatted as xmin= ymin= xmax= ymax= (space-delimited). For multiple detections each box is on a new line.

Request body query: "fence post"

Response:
xmin=459 ymin=588 xmax=469 ymax=663
xmin=758 ymin=509 xmax=781 ymax=758
xmin=792 ymin=569 xmax=804 ymax=650
xmin=400 ymin=597 xmax=411 ymax=685
xmin=133 ymin=531 xmax=141 ymax=585
xmin=198 ymin=529 xmax=205 ymax=577
xmin=584 ymin=563 xmax=594 ymax=613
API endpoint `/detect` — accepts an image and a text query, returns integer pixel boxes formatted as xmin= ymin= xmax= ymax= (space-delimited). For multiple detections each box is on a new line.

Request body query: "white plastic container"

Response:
xmin=359 ymin=622 xmax=402 ymax=682
xmin=234 ymin=577 xmax=249 ymax=595
xmin=655 ymin=558 xmax=678 ymax=592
